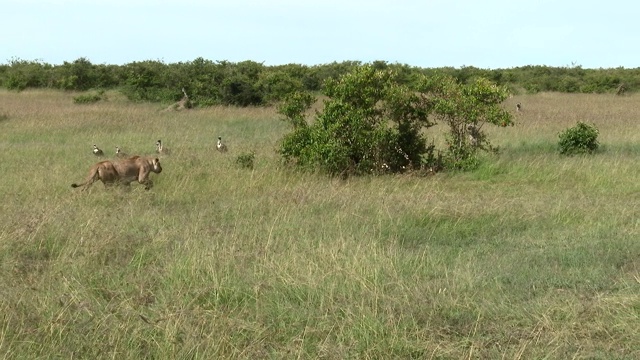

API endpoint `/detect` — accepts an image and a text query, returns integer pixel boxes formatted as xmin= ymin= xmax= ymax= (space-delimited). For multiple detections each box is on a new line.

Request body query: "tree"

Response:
xmin=258 ymin=70 xmax=304 ymax=103
xmin=417 ymin=74 xmax=513 ymax=169
xmin=57 ymin=57 xmax=96 ymax=91
xmin=4 ymin=58 xmax=51 ymax=91
xmin=278 ymin=65 xmax=513 ymax=176
xmin=219 ymin=61 xmax=265 ymax=106
xmin=278 ymin=65 xmax=436 ymax=176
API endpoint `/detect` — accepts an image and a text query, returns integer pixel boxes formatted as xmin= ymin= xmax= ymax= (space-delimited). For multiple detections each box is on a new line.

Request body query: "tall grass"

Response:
xmin=0 ymin=89 xmax=639 ymax=358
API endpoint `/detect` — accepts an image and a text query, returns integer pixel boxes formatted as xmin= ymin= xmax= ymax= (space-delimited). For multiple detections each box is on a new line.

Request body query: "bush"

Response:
xmin=278 ymin=65 xmax=513 ymax=176
xmin=235 ymin=151 xmax=256 ymax=170
xmin=558 ymin=122 xmax=599 ymax=155
xmin=416 ymin=75 xmax=512 ymax=170
xmin=73 ymin=91 xmax=105 ymax=104
xmin=278 ymin=66 xmax=435 ymax=176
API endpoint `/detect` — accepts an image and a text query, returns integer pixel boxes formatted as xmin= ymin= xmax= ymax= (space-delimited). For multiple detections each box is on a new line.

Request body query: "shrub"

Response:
xmin=278 ymin=65 xmax=513 ymax=176
xmin=558 ymin=122 xmax=599 ymax=155
xmin=235 ymin=151 xmax=256 ymax=170
xmin=73 ymin=90 xmax=105 ymax=104
xmin=416 ymin=75 xmax=513 ymax=170
xmin=278 ymin=66 xmax=435 ymax=176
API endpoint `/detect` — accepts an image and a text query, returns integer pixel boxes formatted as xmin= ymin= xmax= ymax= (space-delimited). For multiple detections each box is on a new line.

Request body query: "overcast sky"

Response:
xmin=3 ymin=0 xmax=638 ymax=69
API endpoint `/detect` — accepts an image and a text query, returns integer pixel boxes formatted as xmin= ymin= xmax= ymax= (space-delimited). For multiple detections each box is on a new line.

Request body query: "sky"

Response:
xmin=3 ymin=0 xmax=639 ymax=69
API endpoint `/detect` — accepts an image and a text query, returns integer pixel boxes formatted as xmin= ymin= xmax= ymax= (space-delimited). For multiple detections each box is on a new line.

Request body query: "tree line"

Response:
xmin=1 ymin=57 xmax=639 ymax=107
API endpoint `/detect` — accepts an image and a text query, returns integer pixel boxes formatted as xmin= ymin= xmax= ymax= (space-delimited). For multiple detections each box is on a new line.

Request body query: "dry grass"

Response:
xmin=0 ymin=89 xmax=639 ymax=359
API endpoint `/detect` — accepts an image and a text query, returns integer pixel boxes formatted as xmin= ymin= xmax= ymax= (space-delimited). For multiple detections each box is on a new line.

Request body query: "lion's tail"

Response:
xmin=71 ymin=166 xmax=100 ymax=189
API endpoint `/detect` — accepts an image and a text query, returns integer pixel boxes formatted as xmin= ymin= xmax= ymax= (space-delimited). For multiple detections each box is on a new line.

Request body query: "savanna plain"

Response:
xmin=0 ymin=90 xmax=639 ymax=359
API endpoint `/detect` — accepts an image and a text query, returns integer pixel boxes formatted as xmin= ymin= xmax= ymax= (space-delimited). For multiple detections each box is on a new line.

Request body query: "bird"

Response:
xmin=516 ymin=103 xmax=522 ymax=112
xmin=216 ymin=136 xmax=228 ymax=153
xmin=93 ymin=144 xmax=104 ymax=156
xmin=155 ymin=139 xmax=170 ymax=155
xmin=115 ymin=146 xmax=128 ymax=158
xmin=466 ymin=124 xmax=479 ymax=146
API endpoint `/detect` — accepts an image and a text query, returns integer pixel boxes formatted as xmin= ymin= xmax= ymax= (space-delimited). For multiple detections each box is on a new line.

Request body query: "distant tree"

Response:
xmin=219 ymin=60 xmax=265 ymax=106
xmin=56 ymin=57 xmax=96 ymax=91
xmin=258 ymin=70 xmax=304 ymax=103
xmin=4 ymin=58 xmax=51 ymax=91
xmin=1 ymin=57 xmax=639 ymax=99
xmin=120 ymin=60 xmax=170 ymax=102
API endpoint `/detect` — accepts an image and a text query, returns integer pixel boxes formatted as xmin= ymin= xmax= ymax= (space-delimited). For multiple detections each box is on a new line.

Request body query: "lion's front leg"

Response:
xmin=138 ymin=170 xmax=153 ymax=190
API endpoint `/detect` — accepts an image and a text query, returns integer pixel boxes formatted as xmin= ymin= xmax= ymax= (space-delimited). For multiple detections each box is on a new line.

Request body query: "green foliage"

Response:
xmin=56 ymin=57 xmax=97 ymax=91
xmin=72 ymin=90 xmax=106 ymax=104
xmin=558 ymin=122 xmax=600 ymax=155
xmin=235 ymin=151 xmax=256 ymax=170
xmin=277 ymin=92 xmax=315 ymax=129
xmin=4 ymin=58 xmax=52 ymax=91
xmin=278 ymin=65 xmax=435 ymax=176
xmin=120 ymin=60 xmax=171 ymax=102
xmin=417 ymin=74 xmax=513 ymax=170
xmin=278 ymin=66 xmax=513 ymax=175
xmin=2 ymin=58 xmax=640 ymax=104
xmin=258 ymin=70 xmax=305 ymax=103
xmin=222 ymin=61 xmax=265 ymax=106
xmin=178 ymin=58 xmax=224 ymax=106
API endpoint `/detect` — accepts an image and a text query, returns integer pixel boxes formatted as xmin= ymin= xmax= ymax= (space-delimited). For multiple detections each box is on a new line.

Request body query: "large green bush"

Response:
xmin=278 ymin=66 xmax=435 ymax=176
xmin=277 ymin=65 xmax=513 ymax=176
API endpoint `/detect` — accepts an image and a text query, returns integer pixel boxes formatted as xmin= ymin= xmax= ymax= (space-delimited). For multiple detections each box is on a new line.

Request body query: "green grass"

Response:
xmin=0 ymin=89 xmax=639 ymax=358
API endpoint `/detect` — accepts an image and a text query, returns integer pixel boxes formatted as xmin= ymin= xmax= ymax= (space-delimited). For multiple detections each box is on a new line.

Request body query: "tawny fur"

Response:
xmin=71 ymin=156 xmax=162 ymax=191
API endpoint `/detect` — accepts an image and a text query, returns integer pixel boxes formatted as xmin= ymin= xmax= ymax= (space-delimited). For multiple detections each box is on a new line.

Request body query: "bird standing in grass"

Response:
xmin=156 ymin=139 xmax=170 ymax=155
xmin=115 ymin=146 xmax=128 ymax=158
xmin=216 ymin=136 xmax=228 ymax=153
xmin=93 ymin=144 xmax=104 ymax=156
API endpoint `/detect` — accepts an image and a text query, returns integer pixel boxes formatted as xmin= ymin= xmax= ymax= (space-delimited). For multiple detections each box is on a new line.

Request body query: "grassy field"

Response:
xmin=0 ymin=89 xmax=639 ymax=359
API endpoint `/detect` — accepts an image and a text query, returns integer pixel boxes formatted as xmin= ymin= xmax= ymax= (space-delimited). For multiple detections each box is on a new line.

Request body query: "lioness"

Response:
xmin=71 ymin=156 xmax=162 ymax=190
